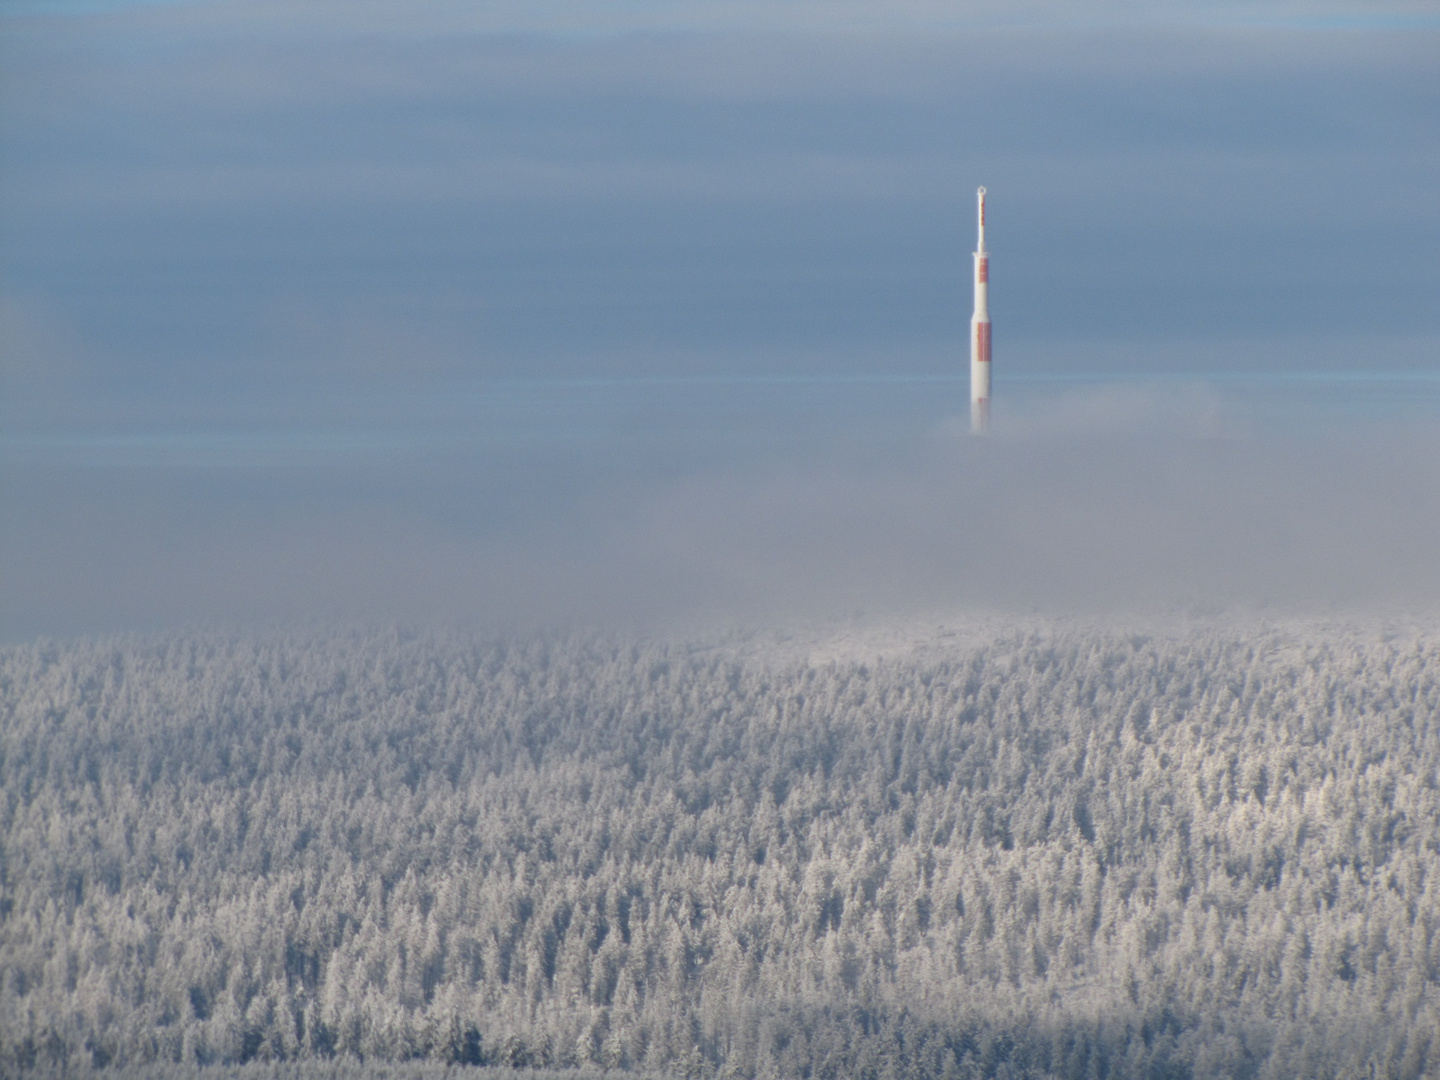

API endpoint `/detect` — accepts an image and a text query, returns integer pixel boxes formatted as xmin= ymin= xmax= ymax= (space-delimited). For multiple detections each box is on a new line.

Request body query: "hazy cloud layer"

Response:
xmin=2 ymin=3 xmax=1437 ymax=635
xmin=5 ymin=387 xmax=1439 ymax=637
xmin=3 ymin=13 xmax=1436 ymax=405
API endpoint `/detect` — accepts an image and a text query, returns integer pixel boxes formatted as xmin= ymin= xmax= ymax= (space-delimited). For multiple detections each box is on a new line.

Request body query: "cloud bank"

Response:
xmin=2 ymin=3 xmax=1437 ymax=636
xmin=5 ymin=387 xmax=1439 ymax=637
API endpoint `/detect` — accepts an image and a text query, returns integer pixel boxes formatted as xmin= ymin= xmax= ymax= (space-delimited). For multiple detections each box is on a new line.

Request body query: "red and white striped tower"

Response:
xmin=970 ymin=186 xmax=991 ymax=433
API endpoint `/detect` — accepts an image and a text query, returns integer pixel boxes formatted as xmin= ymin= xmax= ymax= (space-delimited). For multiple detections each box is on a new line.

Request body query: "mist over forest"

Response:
xmin=3 ymin=619 xmax=1437 ymax=1078
xmin=4 ymin=2 xmax=1439 ymax=1077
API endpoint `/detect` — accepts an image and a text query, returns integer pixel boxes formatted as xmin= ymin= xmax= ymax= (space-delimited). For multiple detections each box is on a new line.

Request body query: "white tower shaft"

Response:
xmin=970 ymin=186 xmax=991 ymax=433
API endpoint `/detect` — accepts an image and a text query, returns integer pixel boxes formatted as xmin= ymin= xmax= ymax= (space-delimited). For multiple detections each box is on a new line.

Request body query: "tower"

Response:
xmin=970 ymin=186 xmax=991 ymax=434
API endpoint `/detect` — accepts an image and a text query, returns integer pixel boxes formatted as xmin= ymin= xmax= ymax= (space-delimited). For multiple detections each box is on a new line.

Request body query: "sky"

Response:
xmin=2 ymin=0 xmax=1439 ymax=636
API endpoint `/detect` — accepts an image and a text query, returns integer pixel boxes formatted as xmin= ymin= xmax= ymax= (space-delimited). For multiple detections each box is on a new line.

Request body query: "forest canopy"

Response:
xmin=1 ymin=619 xmax=1437 ymax=1078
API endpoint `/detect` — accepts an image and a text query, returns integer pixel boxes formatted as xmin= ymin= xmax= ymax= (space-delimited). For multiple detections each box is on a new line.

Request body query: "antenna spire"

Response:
xmin=977 ymin=186 xmax=987 ymax=254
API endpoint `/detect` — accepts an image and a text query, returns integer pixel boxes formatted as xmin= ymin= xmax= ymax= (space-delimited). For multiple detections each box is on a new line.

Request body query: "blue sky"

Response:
xmin=2 ymin=0 xmax=1438 ymax=633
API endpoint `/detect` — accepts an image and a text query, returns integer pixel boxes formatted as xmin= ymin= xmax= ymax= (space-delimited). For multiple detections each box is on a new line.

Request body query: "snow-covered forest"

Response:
xmin=2 ymin=620 xmax=1438 ymax=1078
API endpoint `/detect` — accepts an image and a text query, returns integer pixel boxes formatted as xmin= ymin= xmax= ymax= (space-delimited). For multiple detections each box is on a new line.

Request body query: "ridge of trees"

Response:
xmin=1 ymin=623 xmax=1437 ymax=1078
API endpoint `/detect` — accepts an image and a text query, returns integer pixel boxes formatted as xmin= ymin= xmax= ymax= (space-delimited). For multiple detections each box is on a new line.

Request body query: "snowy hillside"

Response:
xmin=2 ymin=619 xmax=1437 ymax=1078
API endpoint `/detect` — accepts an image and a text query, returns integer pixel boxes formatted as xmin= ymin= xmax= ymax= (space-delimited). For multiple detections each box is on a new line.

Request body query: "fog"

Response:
xmin=2 ymin=1 xmax=1438 ymax=637
xmin=5 ymin=383 xmax=1440 ymax=636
